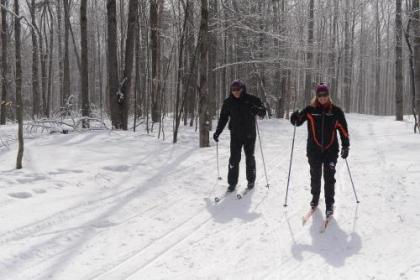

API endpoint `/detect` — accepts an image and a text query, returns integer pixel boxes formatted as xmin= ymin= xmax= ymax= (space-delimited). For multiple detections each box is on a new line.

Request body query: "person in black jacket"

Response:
xmin=290 ymin=83 xmax=350 ymax=216
xmin=213 ymin=80 xmax=266 ymax=192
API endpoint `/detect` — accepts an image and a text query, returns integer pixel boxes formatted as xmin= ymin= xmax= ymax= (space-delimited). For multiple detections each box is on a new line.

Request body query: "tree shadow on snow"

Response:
xmin=204 ymin=189 xmax=261 ymax=224
xmin=290 ymin=208 xmax=362 ymax=267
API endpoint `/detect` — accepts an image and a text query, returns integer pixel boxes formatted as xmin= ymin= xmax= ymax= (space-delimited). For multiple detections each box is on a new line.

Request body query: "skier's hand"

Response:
xmin=250 ymin=106 xmax=257 ymax=115
xmin=213 ymin=132 xmax=219 ymax=142
xmin=341 ymin=147 xmax=349 ymax=159
xmin=290 ymin=110 xmax=300 ymax=125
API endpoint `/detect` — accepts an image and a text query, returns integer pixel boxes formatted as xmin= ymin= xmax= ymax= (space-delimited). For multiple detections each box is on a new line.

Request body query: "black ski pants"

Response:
xmin=228 ymin=136 xmax=256 ymax=186
xmin=308 ymin=153 xmax=338 ymax=207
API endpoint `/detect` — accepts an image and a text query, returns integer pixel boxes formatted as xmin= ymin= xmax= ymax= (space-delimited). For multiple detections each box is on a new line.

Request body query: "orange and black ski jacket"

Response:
xmin=293 ymin=103 xmax=350 ymax=157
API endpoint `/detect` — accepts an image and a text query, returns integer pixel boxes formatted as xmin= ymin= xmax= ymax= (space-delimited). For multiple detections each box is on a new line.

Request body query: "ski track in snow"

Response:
xmin=1 ymin=115 xmax=420 ymax=280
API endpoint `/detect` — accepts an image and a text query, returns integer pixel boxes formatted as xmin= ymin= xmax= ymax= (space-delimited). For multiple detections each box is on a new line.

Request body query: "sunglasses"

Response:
xmin=231 ymin=88 xmax=241 ymax=92
xmin=317 ymin=92 xmax=329 ymax=97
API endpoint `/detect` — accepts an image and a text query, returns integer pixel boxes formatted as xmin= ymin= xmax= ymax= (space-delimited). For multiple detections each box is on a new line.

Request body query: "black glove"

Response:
xmin=341 ymin=147 xmax=349 ymax=159
xmin=213 ymin=132 xmax=219 ymax=142
xmin=251 ymin=106 xmax=259 ymax=116
xmin=290 ymin=110 xmax=299 ymax=125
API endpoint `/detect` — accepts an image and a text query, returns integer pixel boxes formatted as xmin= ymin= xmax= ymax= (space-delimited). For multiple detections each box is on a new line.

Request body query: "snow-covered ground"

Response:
xmin=0 ymin=114 xmax=419 ymax=280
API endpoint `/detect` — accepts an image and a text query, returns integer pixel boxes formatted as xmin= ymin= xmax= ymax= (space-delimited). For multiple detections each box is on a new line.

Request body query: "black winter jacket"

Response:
xmin=215 ymin=92 xmax=266 ymax=139
xmin=292 ymin=103 xmax=350 ymax=157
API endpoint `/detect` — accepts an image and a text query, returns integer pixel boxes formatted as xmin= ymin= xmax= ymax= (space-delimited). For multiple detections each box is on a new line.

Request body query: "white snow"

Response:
xmin=1 ymin=114 xmax=420 ymax=280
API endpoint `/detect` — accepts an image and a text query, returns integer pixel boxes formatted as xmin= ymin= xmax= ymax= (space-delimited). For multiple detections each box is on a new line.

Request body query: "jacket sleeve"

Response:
xmin=215 ymin=101 xmax=229 ymax=135
xmin=253 ymin=96 xmax=267 ymax=118
xmin=336 ymin=108 xmax=350 ymax=147
xmin=293 ymin=106 xmax=309 ymax=126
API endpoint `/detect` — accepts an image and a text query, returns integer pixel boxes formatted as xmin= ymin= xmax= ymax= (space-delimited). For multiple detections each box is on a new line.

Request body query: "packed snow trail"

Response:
xmin=1 ymin=115 xmax=419 ymax=280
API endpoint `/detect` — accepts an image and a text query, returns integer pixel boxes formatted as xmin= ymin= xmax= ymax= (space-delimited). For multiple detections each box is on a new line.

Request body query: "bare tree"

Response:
xmin=80 ymin=0 xmax=89 ymax=126
xmin=395 ymin=0 xmax=403 ymax=120
xmin=343 ymin=0 xmax=351 ymax=112
xmin=56 ymin=0 xmax=64 ymax=106
xmin=414 ymin=0 xmax=420 ymax=127
xmin=117 ymin=0 xmax=139 ymax=130
xmin=150 ymin=0 xmax=163 ymax=123
xmin=0 ymin=0 xmax=7 ymax=124
xmin=14 ymin=0 xmax=23 ymax=169
xmin=304 ymin=0 xmax=314 ymax=104
xmin=198 ymin=0 xmax=210 ymax=147
xmin=374 ymin=0 xmax=382 ymax=115
xmin=63 ymin=0 xmax=71 ymax=105
xmin=107 ymin=0 xmax=120 ymax=128
xmin=28 ymin=0 xmax=41 ymax=118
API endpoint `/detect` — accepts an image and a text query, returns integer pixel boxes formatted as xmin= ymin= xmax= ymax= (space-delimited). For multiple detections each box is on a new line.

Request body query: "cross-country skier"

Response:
xmin=290 ymin=83 xmax=350 ymax=216
xmin=213 ymin=80 xmax=266 ymax=193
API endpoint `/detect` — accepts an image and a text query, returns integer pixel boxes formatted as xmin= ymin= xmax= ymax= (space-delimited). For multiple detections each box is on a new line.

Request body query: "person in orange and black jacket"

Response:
xmin=290 ymin=83 xmax=350 ymax=216
xmin=213 ymin=80 xmax=266 ymax=193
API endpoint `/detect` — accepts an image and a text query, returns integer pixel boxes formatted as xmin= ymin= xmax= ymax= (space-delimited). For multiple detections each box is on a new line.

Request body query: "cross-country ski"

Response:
xmin=1 ymin=2 xmax=419 ymax=278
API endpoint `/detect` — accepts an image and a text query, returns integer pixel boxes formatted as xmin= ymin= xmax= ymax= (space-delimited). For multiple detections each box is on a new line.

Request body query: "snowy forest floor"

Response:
xmin=1 ymin=114 xmax=420 ymax=280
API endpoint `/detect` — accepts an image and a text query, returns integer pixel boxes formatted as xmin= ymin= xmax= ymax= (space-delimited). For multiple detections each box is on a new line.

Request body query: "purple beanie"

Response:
xmin=316 ymin=83 xmax=329 ymax=95
xmin=231 ymin=80 xmax=243 ymax=89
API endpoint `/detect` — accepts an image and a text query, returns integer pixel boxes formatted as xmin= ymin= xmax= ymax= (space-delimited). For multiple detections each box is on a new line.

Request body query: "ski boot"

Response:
xmin=227 ymin=185 xmax=236 ymax=192
xmin=247 ymin=182 xmax=255 ymax=190
xmin=310 ymin=195 xmax=319 ymax=209
xmin=325 ymin=204 xmax=334 ymax=217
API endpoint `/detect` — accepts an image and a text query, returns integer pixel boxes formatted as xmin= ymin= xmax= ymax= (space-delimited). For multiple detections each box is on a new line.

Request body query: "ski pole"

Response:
xmin=256 ymin=119 xmax=270 ymax=188
xmin=345 ymin=159 xmax=360 ymax=203
xmin=284 ymin=123 xmax=296 ymax=207
xmin=216 ymin=141 xmax=222 ymax=180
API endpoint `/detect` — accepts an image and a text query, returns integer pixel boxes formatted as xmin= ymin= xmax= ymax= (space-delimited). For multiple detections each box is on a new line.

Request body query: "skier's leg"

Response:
xmin=228 ymin=137 xmax=242 ymax=187
xmin=308 ymin=157 xmax=322 ymax=206
xmin=323 ymin=155 xmax=338 ymax=209
xmin=244 ymin=137 xmax=256 ymax=187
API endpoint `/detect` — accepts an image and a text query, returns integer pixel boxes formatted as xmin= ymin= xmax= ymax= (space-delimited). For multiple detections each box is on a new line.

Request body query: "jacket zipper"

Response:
xmin=321 ymin=109 xmax=325 ymax=152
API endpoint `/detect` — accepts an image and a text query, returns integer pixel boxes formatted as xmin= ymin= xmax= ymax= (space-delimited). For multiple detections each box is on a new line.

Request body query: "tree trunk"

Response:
xmin=29 ymin=0 xmax=41 ymax=118
xmin=56 ymin=0 xmax=64 ymax=107
xmin=133 ymin=10 xmax=141 ymax=131
xmin=395 ymin=0 xmax=403 ymax=120
xmin=357 ymin=2 xmax=365 ymax=113
xmin=208 ymin=0 xmax=217 ymax=127
xmin=107 ymin=0 xmax=120 ymax=128
xmin=14 ymin=0 xmax=23 ymax=169
xmin=0 ymin=0 xmax=7 ymax=124
xmin=374 ymin=0 xmax=382 ymax=115
xmin=343 ymin=0 xmax=351 ymax=112
xmin=413 ymin=0 xmax=420 ymax=127
xmin=80 ymin=0 xmax=90 ymax=126
xmin=198 ymin=0 xmax=209 ymax=147
xmin=117 ymin=0 xmax=139 ymax=130
xmin=63 ymin=0 xmax=71 ymax=106
xmin=304 ymin=0 xmax=314 ymax=104
xmin=46 ymin=4 xmax=54 ymax=117
xmin=330 ymin=0 xmax=339 ymax=97
xmin=39 ymin=13 xmax=48 ymax=118
xmin=150 ymin=0 xmax=162 ymax=123
xmin=173 ymin=0 xmax=190 ymax=143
